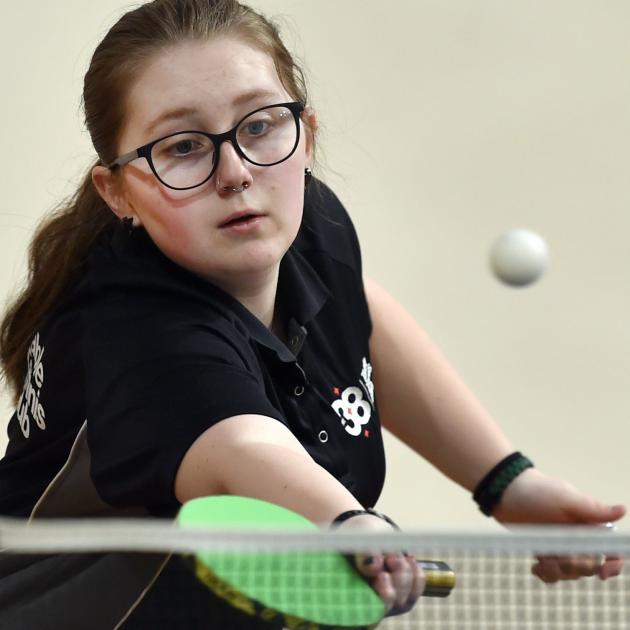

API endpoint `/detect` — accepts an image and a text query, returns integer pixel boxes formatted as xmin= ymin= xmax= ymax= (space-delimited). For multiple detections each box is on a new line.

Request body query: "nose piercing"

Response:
xmin=228 ymin=183 xmax=250 ymax=193
xmin=220 ymin=181 xmax=250 ymax=194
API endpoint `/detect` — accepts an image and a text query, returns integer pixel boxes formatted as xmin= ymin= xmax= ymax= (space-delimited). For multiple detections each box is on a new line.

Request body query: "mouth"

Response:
xmin=219 ymin=210 xmax=265 ymax=229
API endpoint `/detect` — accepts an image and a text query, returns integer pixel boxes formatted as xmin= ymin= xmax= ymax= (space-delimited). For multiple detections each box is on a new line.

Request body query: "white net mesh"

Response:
xmin=381 ymin=552 xmax=629 ymax=630
xmin=1 ymin=519 xmax=628 ymax=629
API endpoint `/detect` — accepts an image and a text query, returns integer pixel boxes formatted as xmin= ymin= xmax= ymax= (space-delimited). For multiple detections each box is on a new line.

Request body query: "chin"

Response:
xmin=235 ymin=250 xmax=285 ymax=275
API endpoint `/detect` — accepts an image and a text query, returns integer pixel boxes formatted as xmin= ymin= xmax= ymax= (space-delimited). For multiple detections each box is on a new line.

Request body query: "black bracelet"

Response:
xmin=331 ymin=508 xmax=400 ymax=530
xmin=473 ymin=452 xmax=534 ymax=516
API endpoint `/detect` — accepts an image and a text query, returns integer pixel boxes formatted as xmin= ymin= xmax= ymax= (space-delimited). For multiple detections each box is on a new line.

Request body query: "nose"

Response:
xmin=214 ymin=140 xmax=253 ymax=194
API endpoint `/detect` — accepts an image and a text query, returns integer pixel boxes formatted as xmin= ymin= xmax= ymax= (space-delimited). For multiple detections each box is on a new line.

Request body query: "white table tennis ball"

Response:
xmin=489 ymin=229 xmax=549 ymax=287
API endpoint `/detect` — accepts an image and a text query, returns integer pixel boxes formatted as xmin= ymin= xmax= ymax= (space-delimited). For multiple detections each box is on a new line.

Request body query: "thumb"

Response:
xmin=568 ymin=498 xmax=626 ymax=525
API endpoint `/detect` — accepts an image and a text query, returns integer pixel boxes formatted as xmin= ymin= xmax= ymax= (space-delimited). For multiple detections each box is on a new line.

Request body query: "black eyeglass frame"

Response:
xmin=107 ymin=101 xmax=306 ymax=191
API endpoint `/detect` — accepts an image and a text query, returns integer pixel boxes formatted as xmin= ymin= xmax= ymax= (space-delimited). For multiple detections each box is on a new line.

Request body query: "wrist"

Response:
xmin=473 ymin=451 xmax=534 ymax=516
xmin=331 ymin=508 xmax=400 ymax=531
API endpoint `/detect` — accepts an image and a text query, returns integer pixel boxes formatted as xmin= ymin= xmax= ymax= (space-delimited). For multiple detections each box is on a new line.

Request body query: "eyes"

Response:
xmin=136 ymin=103 xmax=302 ymax=189
xmin=160 ymin=117 xmax=274 ymax=160
xmin=171 ymin=138 xmax=205 ymax=157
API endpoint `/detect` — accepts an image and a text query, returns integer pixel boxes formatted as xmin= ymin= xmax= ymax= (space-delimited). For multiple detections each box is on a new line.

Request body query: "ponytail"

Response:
xmin=0 ymin=164 xmax=115 ymax=400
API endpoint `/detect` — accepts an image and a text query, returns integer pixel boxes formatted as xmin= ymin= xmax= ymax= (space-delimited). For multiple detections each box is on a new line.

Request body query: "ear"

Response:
xmin=91 ymin=165 xmax=133 ymax=221
xmin=302 ymin=106 xmax=318 ymax=165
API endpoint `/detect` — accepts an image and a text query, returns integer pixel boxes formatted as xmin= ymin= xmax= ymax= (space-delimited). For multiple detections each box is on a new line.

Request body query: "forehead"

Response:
xmin=123 ymin=37 xmax=288 ymax=138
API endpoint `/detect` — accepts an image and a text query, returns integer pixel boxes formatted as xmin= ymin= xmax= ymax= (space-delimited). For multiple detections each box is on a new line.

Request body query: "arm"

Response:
xmin=364 ymin=275 xmax=512 ymax=491
xmin=365 ymin=275 xmax=625 ymax=543
xmin=174 ymin=413 xmax=365 ymax=522
xmin=175 ymin=413 xmax=424 ymax=607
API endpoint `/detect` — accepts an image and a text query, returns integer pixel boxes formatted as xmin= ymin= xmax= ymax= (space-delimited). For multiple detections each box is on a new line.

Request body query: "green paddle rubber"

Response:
xmin=179 ymin=496 xmax=456 ymax=628
xmin=179 ymin=496 xmax=386 ymax=628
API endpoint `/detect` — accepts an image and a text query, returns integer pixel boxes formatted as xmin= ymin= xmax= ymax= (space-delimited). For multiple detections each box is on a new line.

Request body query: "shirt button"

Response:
xmin=294 ymin=384 xmax=305 ymax=396
xmin=290 ymin=335 xmax=300 ymax=348
xmin=318 ymin=430 xmax=329 ymax=443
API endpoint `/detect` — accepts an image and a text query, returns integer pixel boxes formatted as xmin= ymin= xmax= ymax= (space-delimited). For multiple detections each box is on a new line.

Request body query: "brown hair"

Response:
xmin=0 ymin=0 xmax=311 ymax=401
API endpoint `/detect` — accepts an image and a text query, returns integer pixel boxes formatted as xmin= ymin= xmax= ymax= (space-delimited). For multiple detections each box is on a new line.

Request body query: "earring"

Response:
xmin=121 ymin=216 xmax=134 ymax=234
xmin=305 ymin=168 xmax=313 ymax=189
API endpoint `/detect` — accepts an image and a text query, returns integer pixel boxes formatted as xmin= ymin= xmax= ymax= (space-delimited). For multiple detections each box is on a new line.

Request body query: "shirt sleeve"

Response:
xmin=81 ymin=299 xmax=284 ymax=515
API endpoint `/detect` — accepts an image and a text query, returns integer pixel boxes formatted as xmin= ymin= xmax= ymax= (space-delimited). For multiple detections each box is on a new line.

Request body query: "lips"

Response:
xmin=219 ymin=210 xmax=264 ymax=228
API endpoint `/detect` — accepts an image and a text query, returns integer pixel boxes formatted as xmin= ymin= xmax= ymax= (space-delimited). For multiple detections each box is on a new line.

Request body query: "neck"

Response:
xmin=216 ymin=267 xmax=280 ymax=328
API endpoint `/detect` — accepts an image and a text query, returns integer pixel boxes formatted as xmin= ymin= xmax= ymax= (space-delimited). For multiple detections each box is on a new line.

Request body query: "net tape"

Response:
xmin=1 ymin=518 xmax=628 ymax=556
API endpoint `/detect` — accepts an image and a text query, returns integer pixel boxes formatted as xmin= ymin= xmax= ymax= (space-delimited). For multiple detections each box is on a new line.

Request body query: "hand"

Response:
xmin=355 ymin=552 xmax=425 ymax=616
xmin=336 ymin=514 xmax=425 ymax=615
xmin=492 ymin=468 xmax=626 ymax=582
xmin=530 ymin=553 xmax=621 ymax=583
xmin=493 ymin=468 xmax=626 ymax=524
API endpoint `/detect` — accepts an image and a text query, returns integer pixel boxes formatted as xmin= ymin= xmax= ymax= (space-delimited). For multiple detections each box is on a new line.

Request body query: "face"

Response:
xmin=94 ymin=37 xmax=314 ymax=293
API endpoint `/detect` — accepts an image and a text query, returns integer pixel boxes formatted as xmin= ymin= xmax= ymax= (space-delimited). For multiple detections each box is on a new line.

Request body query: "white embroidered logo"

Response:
xmin=16 ymin=333 xmax=47 ymax=439
xmin=331 ymin=357 xmax=375 ymax=438
xmin=360 ymin=357 xmax=375 ymax=404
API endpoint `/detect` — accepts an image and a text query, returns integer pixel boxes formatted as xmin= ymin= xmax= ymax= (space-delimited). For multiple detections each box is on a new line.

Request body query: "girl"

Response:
xmin=0 ymin=1 xmax=624 ymax=627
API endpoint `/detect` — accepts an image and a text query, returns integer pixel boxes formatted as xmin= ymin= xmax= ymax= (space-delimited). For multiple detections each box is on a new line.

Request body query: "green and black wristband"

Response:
xmin=473 ymin=452 xmax=534 ymax=516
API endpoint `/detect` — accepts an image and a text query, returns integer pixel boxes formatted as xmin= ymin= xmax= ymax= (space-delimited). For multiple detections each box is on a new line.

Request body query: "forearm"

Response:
xmin=174 ymin=414 xmax=365 ymax=525
xmin=218 ymin=443 xmax=364 ymax=523
xmin=365 ymin=276 xmax=513 ymax=491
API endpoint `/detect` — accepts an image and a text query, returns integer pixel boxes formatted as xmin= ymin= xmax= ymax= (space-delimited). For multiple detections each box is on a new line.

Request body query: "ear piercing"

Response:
xmin=121 ymin=216 xmax=135 ymax=233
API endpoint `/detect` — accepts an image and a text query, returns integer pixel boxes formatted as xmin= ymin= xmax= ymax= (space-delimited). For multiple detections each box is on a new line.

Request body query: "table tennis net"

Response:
xmin=0 ymin=518 xmax=628 ymax=629
xmin=381 ymin=549 xmax=629 ymax=630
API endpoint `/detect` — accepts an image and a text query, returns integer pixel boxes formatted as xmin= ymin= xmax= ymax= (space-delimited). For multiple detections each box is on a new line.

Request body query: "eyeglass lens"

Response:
xmin=150 ymin=105 xmax=299 ymax=189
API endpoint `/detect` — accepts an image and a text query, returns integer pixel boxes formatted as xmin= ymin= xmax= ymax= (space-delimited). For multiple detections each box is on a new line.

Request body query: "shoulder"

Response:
xmin=296 ymin=179 xmax=363 ymax=272
xmin=70 ymin=227 xmax=261 ymax=376
xmin=85 ymin=225 xmax=222 ymax=308
xmin=82 ymin=226 xmax=245 ymax=331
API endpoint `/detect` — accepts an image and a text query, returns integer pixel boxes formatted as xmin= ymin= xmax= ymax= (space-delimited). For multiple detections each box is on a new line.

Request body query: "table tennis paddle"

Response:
xmin=178 ymin=495 xmax=455 ymax=629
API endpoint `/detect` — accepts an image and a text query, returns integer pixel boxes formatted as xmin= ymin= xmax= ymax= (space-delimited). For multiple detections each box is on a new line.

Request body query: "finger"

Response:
xmin=604 ymin=504 xmax=626 ymax=522
xmin=384 ymin=552 xmax=407 ymax=573
xmin=352 ymin=553 xmax=385 ymax=579
xmin=407 ymin=554 xmax=426 ymax=602
xmin=556 ymin=555 xmax=601 ymax=578
xmin=386 ymin=553 xmax=414 ymax=609
xmin=532 ymin=556 xmax=563 ymax=583
xmin=599 ymin=556 xmax=624 ymax=581
xmin=371 ymin=570 xmax=396 ymax=610
xmin=535 ymin=554 xmax=613 ymax=582
xmin=384 ymin=555 xmax=424 ymax=617
xmin=568 ymin=501 xmax=626 ymax=525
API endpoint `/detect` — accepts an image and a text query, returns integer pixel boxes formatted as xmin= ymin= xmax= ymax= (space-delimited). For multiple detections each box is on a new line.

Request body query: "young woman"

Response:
xmin=0 ymin=1 xmax=624 ymax=628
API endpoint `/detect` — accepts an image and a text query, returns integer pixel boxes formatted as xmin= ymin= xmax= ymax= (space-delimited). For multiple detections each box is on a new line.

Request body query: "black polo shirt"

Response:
xmin=0 ymin=180 xmax=386 ymax=518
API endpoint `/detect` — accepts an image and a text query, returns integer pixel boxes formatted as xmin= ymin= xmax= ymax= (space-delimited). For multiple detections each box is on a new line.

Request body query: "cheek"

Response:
xmin=268 ymin=162 xmax=306 ymax=227
xmin=127 ymin=174 xmax=193 ymax=228
xmin=128 ymin=183 xmax=198 ymax=249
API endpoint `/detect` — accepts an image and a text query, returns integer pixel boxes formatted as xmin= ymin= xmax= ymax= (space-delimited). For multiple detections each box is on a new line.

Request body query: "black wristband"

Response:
xmin=473 ymin=452 xmax=534 ymax=516
xmin=330 ymin=508 xmax=400 ymax=530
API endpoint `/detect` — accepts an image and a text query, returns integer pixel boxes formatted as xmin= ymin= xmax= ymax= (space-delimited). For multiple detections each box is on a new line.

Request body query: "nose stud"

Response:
xmin=228 ymin=183 xmax=250 ymax=193
xmin=219 ymin=179 xmax=250 ymax=193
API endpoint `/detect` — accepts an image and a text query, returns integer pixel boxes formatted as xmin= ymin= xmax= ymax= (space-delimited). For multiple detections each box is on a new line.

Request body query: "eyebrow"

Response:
xmin=143 ymin=106 xmax=200 ymax=137
xmin=143 ymin=89 xmax=284 ymax=137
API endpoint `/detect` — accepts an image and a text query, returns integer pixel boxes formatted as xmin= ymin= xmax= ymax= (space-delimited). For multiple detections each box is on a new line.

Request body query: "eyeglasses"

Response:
xmin=107 ymin=101 xmax=305 ymax=191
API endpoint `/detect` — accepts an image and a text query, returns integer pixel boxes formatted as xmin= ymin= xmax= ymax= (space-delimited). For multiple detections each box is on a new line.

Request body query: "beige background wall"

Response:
xmin=1 ymin=1 xmax=628 ymax=529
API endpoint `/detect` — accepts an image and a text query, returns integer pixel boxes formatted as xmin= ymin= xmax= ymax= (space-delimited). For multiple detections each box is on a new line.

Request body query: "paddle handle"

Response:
xmin=418 ymin=559 xmax=456 ymax=597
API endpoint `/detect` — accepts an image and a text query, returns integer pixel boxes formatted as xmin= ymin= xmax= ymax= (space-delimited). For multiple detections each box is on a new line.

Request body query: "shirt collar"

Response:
xmin=110 ymin=225 xmax=330 ymax=363
xmin=235 ymin=245 xmax=331 ymax=362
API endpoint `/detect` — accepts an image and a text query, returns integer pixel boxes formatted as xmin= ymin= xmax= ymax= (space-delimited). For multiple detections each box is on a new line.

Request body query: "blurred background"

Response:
xmin=0 ymin=0 xmax=628 ymax=529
